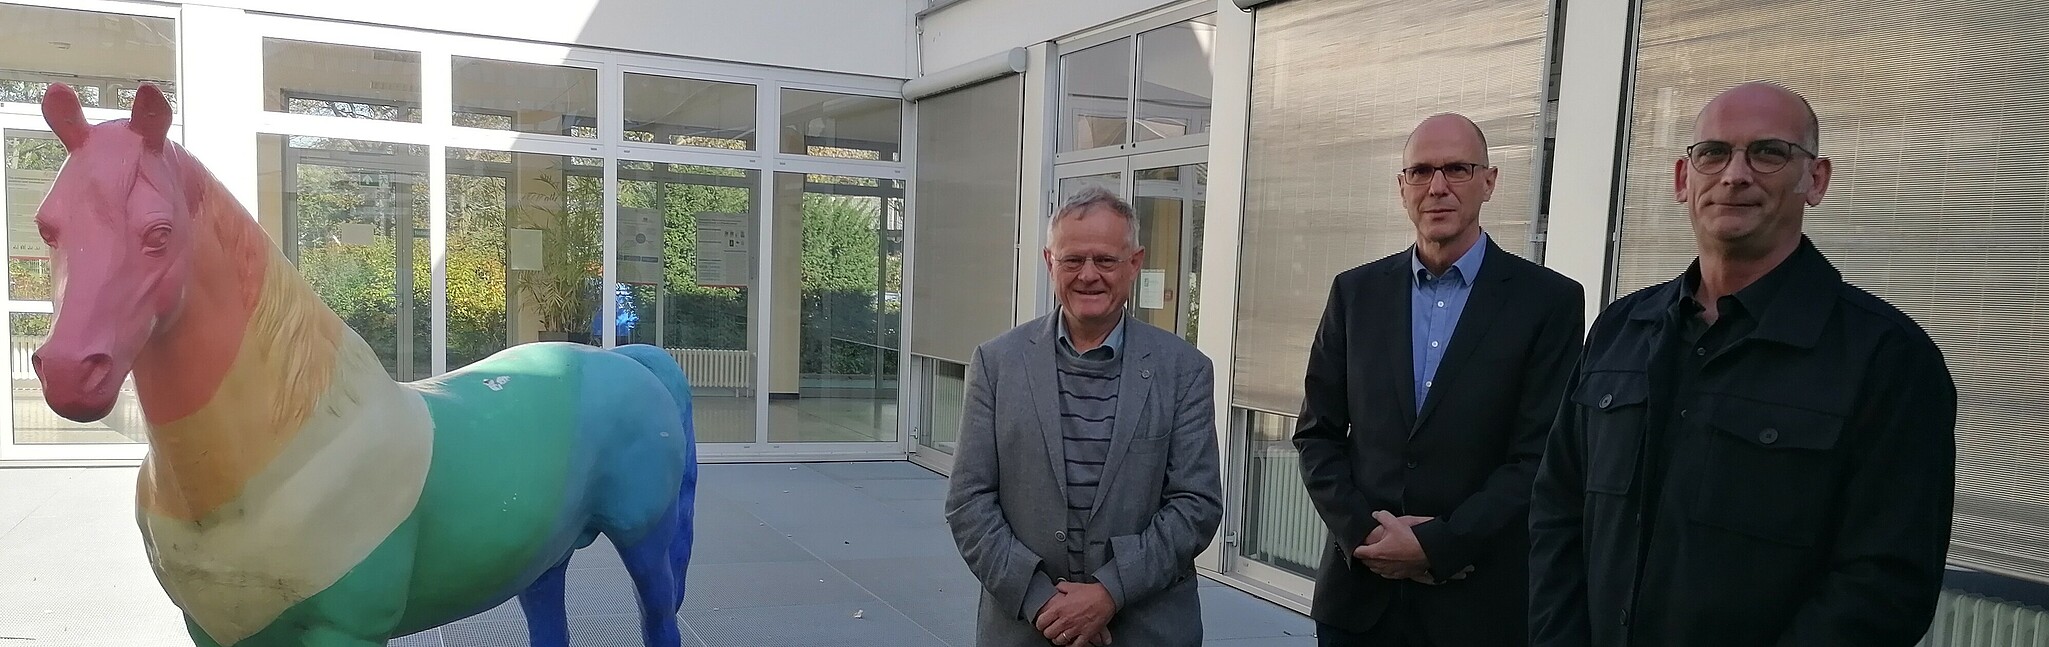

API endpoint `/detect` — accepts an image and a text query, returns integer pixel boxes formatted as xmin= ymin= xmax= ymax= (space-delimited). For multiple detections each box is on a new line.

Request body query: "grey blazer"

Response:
xmin=944 ymin=312 xmax=1225 ymax=647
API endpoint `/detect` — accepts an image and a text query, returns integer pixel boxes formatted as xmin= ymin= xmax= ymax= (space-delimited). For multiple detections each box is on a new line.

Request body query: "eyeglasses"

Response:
xmin=1399 ymin=162 xmax=1488 ymax=185
xmin=1054 ymin=255 xmax=1133 ymax=272
xmin=1686 ymin=139 xmax=1819 ymax=175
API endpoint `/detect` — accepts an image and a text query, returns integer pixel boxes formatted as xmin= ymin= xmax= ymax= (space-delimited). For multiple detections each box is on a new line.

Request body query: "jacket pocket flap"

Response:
xmin=1707 ymin=398 xmax=1842 ymax=450
xmin=1571 ymin=371 xmax=1649 ymax=410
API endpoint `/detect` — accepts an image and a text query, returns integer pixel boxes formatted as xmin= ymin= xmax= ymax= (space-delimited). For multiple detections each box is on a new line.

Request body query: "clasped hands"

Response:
xmin=1035 ymin=580 xmax=1115 ymax=646
xmin=1355 ymin=510 xmax=1472 ymax=585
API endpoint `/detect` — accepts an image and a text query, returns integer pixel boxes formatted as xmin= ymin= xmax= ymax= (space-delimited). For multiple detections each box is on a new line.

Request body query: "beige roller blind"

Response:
xmin=1233 ymin=0 xmax=1551 ymax=414
xmin=1613 ymin=1 xmax=2049 ymax=583
xmin=908 ymin=74 xmax=1024 ymax=365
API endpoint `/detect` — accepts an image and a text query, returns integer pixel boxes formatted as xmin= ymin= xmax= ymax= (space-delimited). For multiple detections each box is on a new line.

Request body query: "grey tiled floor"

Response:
xmin=0 ymin=461 xmax=1315 ymax=646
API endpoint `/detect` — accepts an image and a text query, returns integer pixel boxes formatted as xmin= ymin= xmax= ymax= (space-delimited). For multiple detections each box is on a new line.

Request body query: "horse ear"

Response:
xmin=129 ymin=84 xmax=173 ymax=152
xmin=41 ymin=83 xmax=90 ymax=152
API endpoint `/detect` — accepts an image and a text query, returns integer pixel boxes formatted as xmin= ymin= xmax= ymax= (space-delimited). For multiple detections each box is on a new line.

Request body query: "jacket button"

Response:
xmin=1054 ymin=530 xmax=1067 ymax=542
xmin=1759 ymin=428 xmax=1779 ymax=444
xmin=1405 ymin=461 xmax=1418 ymax=469
xmin=1598 ymin=394 xmax=1614 ymax=408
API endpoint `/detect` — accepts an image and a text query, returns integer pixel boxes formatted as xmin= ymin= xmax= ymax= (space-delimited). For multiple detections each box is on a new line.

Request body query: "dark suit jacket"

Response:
xmin=1293 ymin=236 xmax=1583 ymax=645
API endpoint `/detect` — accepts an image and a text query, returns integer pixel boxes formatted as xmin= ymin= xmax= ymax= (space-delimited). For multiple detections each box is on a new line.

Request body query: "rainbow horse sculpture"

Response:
xmin=27 ymin=82 xmax=699 ymax=647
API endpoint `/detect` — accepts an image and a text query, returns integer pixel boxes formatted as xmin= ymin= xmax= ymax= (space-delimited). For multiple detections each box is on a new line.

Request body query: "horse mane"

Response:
xmin=131 ymin=135 xmax=381 ymax=522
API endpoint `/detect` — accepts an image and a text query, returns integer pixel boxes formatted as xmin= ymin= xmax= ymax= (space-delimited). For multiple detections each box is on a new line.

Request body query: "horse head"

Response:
xmin=31 ymin=82 xmax=196 ymax=423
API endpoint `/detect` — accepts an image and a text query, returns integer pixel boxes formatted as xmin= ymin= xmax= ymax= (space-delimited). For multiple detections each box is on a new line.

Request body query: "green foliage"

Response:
xmin=512 ymin=173 xmax=603 ymax=335
xmin=797 ymin=193 xmax=900 ymax=377
xmin=276 ymin=157 xmax=903 ymax=381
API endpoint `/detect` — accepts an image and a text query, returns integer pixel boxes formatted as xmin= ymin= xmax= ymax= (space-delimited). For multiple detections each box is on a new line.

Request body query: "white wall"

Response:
xmin=917 ymin=0 xmax=1185 ymax=73
xmin=207 ymin=0 xmax=918 ymax=79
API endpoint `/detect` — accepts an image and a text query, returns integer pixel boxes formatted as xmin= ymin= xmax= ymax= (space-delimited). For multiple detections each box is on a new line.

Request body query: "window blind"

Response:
xmin=1233 ymin=0 xmax=1552 ymax=414
xmin=1613 ymin=0 xmax=2049 ymax=584
xmin=908 ymin=74 xmax=1024 ymax=365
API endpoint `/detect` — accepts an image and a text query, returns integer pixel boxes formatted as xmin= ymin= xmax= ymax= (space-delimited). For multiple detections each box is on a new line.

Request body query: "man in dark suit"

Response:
xmin=1294 ymin=113 xmax=1585 ymax=646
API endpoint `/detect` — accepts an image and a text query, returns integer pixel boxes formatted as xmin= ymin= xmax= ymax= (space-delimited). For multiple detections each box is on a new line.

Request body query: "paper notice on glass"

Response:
xmin=695 ymin=213 xmax=751 ymax=288
xmin=508 ymin=228 xmax=544 ymax=271
xmin=617 ymin=206 xmax=664 ymax=285
xmin=337 ymin=222 xmax=376 ymax=246
xmin=1138 ymin=269 xmax=1166 ymax=309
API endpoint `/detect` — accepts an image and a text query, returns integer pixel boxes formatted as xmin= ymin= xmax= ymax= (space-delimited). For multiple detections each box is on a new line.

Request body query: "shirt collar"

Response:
xmin=1631 ymin=234 xmax=1841 ymax=349
xmin=1058 ymin=311 xmax=1127 ymax=358
xmin=1411 ymin=230 xmax=1490 ymax=286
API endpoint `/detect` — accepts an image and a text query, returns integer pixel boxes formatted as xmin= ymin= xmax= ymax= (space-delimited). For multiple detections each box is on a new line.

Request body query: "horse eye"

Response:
xmin=143 ymin=223 xmax=172 ymax=251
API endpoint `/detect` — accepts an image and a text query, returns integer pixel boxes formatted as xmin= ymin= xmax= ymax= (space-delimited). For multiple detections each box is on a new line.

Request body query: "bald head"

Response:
xmin=1406 ymin=113 xmax=1490 ymax=165
xmin=1695 ymin=81 xmax=1820 ymax=153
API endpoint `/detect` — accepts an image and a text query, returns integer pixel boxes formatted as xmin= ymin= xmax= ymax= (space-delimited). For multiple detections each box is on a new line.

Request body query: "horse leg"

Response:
xmin=668 ymin=491 xmax=696 ymax=604
xmin=615 ymin=504 xmax=686 ymax=647
xmin=517 ymin=556 xmax=573 ymax=647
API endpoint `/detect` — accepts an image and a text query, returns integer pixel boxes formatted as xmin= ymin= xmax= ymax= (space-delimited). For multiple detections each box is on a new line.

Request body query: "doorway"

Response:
xmin=1052 ymin=148 xmax=1208 ymax=342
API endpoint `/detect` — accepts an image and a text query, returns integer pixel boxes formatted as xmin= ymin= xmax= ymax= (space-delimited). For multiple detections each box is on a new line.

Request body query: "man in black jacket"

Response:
xmin=1294 ymin=113 xmax=1585 ymax=646
xmin=1528 ymin=81 xmax=1958 ymax=647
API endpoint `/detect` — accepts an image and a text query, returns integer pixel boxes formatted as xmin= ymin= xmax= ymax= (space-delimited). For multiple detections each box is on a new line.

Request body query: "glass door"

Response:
xmin=270 ymin=137 xmax=431 ymax=382
xmin=1130 ymin=154 xmax=1206 ymax=343
xmin=1050 ymin=149 xmax=1207 ymax=341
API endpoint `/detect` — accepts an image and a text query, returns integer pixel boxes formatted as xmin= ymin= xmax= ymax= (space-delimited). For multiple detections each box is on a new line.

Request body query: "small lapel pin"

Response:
xmin=1139 ymin=368 xmax=1151 ymax=379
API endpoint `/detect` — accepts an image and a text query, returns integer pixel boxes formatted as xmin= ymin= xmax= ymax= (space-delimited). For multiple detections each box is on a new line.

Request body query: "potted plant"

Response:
xmin=513 ymin=173 xmax=602 ymax=345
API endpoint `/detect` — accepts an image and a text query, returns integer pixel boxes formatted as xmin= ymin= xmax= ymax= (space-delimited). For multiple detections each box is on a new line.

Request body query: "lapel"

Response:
xmin=1088 ymin=315 xmax=1154 ymax=524
xmin=1024 ymin=315 xmax=1069 ymax=503
xmin=1412 ymin=243 xmax=1513 ymax=434
xmin=1382 ymin=260 xmax=1419 ymax=430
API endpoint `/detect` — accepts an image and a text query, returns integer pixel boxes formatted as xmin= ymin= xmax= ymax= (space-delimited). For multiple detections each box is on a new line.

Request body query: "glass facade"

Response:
xmin=0 ymin=0 xmax=907 ymax=462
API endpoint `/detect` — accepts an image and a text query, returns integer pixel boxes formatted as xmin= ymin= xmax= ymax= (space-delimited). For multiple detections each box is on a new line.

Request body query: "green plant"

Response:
xmin=512 ymin=173 xmax=602 ymax=335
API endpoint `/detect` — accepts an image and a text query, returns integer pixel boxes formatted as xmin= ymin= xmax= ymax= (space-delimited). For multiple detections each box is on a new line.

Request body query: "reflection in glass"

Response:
xmin=1132 ymin=164 xmax=1207 ymax=343
xmin=452 ymin=57 xmax=600 ymax=137
xmin=257 ymin=134 xmax=430 ymax=381
xmin=5 ymin=131 xmax=64 ymax=301
xmin=625 ymin=74 xmax=758 ymax=150
xmin=919 ymin=358 xmax=966 ymax=455
xmin=444 ymin=149 xmax=605 ymax=372
xmin=779 ymin=89 xmax=902 ymax=161
xmin=0 ymin=4 xmax=178 ymax=110
xmin=770 ymin=172 xmax=902 ymax=442
xmin=1058 ymin=173 xmax=1121 ymax=206
xmin=263 ymin=39 xmax=422 ymax=122
xmin=1137 ymin=16 xmax=1217 ymax=141
xmin=1060 ymin=38 xmax=1133 ymax=152
xmin=1239 ymin=410 xmax=1321 ymax=578
xmin=616 ymin=161 xmax=760 ymax=443
xmin=9 ymin=313 xmax=146 ymax=445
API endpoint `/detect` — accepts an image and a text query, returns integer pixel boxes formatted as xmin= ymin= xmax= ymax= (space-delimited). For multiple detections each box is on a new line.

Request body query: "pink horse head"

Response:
xmin=31 ymin=83 xmax=199 ymax=422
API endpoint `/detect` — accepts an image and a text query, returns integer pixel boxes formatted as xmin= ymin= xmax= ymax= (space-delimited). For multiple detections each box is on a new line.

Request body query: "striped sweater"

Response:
xmin=1056 ymin=346 xmax=1120 ymax=578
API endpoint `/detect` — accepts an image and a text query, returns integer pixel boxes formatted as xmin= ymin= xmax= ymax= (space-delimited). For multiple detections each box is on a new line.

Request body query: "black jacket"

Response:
xmin=1529 ymin=235 xmax=1957 ymax=647
xmin=1294 ymin=237 xmax=1584 ymax=645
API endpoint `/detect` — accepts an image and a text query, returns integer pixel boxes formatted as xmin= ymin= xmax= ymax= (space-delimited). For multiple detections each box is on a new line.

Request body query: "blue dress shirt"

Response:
xmin=1411 ymin=232 xmax=1488 ymax=412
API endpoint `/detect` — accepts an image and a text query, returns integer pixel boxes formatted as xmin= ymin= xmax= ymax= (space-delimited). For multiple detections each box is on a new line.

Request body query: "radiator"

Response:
xmin=1246 ymin=448 xmax=1324 ymax=574
xmin=11 ymin=337 xmax=34 ymax=382
xmin=1921 ymin=588 xmax=2049 ymax=647
xmin=663 ymin=347 xmax=754 ymax=390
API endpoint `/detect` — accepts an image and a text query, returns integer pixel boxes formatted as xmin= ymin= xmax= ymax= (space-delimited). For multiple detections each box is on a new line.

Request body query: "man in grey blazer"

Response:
xmin=945 ymin=186 xmax=1225 ymax=647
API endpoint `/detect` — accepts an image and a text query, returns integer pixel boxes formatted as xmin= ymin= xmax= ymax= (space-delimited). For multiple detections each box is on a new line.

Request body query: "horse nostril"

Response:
xmin=82 ymin=353 xmax=111 ymax=387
